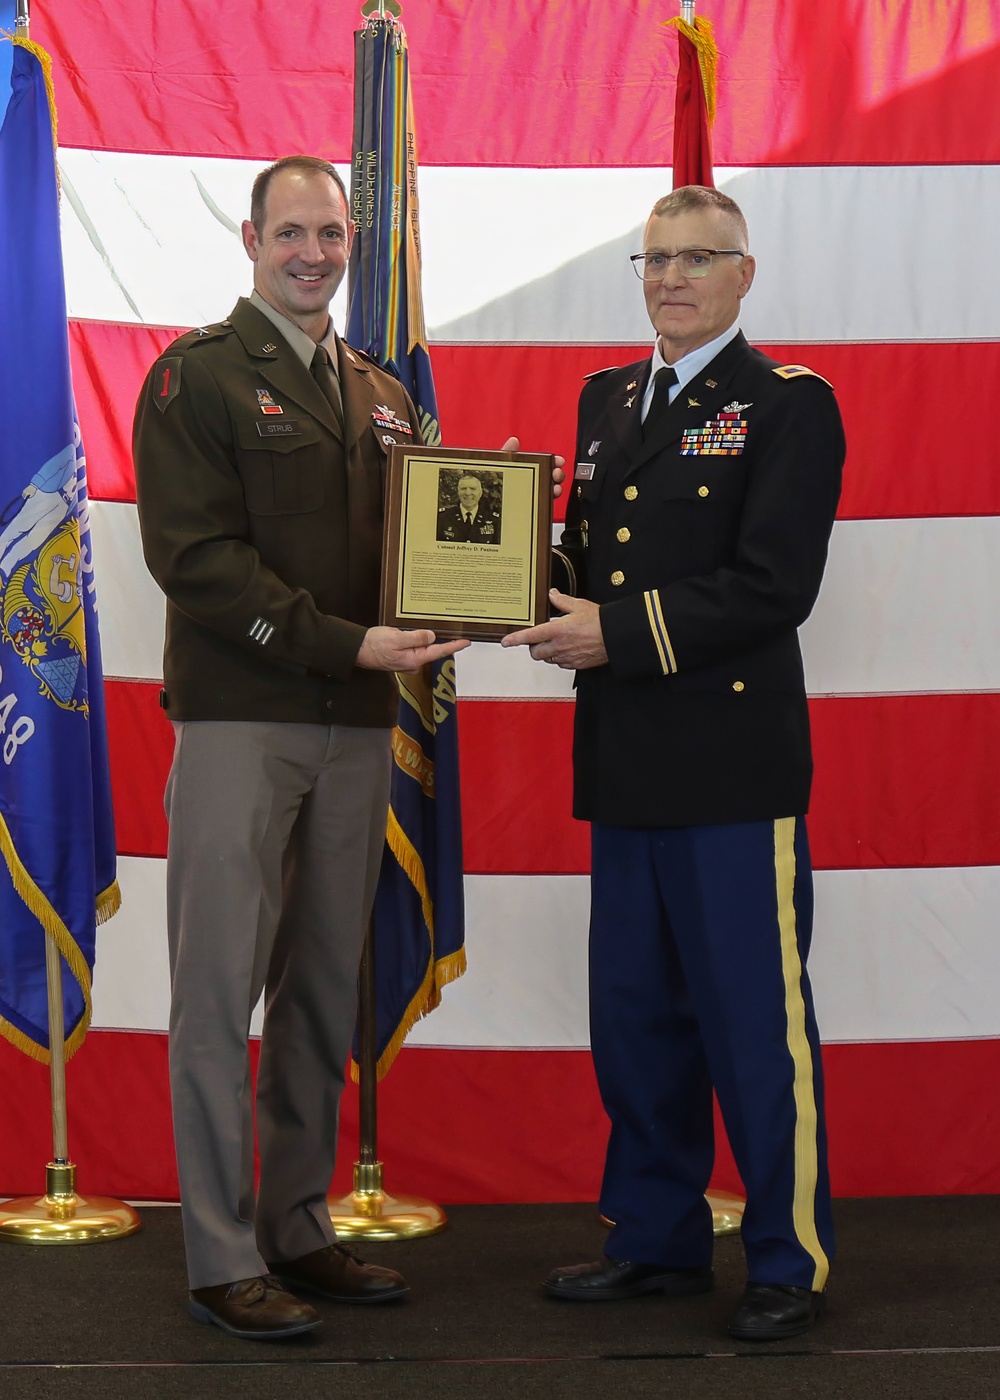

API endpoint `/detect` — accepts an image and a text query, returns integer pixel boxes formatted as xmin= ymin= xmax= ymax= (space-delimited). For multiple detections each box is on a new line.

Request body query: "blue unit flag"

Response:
xmin=348 ymin=16 xmax=465 ymax=1077
xmin=0 ymin=39 xmax=120 ymax=1061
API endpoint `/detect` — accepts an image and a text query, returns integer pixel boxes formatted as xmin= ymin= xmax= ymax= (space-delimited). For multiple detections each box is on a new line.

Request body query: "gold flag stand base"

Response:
xmin=706 ymin=1189 xmax=744 ymax=1237
xmin=601 ymin=1190 xmax=745 ymax=1239
xmin=0 ymin=1162 xmax=141 ymax=1245
xmin=328 ymin=1160 xmax=447 ymax=1241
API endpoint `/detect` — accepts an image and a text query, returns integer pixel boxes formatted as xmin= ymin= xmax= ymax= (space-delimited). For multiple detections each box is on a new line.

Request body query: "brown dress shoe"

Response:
xmin=188 ymin=1275 xmax=320 ymax=1339
xmin=267 ymin=1242 xmax=410 ymax=1303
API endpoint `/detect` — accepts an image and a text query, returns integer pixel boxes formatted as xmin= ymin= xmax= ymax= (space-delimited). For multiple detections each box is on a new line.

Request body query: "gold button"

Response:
xmin=624 ymin=485 xmax=638 ymax=501
xmin=698 ymin=486 xmax=709 ymax=497
xmin=616 ymin=527 xmax=631 ymax=543
xmin=610 ymin=571 xmax=625 ymax=586
xmin=732 ymin=681 xmax=745 ymax=692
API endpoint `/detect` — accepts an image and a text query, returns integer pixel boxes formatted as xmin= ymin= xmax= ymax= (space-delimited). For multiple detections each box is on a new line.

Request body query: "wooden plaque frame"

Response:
xmin=380 ymin=445 xmax=555 ymax=643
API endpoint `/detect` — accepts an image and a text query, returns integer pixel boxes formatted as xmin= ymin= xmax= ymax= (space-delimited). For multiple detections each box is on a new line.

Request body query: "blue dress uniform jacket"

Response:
xmin=133 ymin=297 xmax=419 ymax=728
xmin=556 ymin=331 xmax=845 ymax=829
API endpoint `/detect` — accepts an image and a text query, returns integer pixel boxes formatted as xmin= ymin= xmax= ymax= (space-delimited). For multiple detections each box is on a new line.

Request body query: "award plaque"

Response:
xmin=380 ymin=445 xmax=555 ymax=642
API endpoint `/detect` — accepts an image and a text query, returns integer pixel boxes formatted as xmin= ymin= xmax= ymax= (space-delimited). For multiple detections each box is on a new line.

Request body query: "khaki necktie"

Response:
xmin=641 ymin=365 xmax=679 ymax=439
xmin=310 ymin=344 xmax=344 ymax=431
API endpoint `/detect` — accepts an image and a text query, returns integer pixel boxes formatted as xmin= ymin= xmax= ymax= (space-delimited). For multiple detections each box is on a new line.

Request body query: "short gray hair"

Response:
xmin=648 ymin=185 xmax=748 ymax=252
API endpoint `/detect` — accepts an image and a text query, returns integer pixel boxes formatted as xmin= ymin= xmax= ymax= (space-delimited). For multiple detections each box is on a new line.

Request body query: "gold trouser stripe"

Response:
xmin=774 ymin=816 xmax=829 ymax=1292
xmin=644 ymin=590 xmax=677 ymax=674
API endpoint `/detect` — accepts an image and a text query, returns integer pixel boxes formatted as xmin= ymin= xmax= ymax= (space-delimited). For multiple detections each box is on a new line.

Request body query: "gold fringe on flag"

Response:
xmin=0 ymin=813 xmax=120 ymax=1063
xmin=665 ymin=15 xmax=719 ymax=127
xmin=350 ymin=803 xmax=467 ymax=1083
xmin=11 ymin=35 xmax=59 ymax=150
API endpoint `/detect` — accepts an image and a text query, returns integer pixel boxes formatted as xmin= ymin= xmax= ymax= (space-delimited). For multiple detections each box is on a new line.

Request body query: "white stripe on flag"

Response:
xmin=92 ymin=858 xmax=1000 ymax=1046
xmin=59 ymin=152 xmax=1000 ymax=344
xmin=90 ymin=500 xmax=1000 ymax=698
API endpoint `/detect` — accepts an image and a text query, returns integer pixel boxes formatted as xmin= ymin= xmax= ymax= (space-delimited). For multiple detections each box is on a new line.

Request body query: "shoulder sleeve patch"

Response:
xmin=582 ymin=365 xmax=621 ymax=382
xmin=152 ymin=357 xmax=183 ymax=413
xmin=772 ymin=364 xmax=834 ymax=388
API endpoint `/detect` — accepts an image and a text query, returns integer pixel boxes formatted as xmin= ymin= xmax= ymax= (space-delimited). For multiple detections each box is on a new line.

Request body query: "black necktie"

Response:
xmin=641 ymin=366 xmax=678 ymax=439
xmin=311 ymin=344 xmax=344 ymax=431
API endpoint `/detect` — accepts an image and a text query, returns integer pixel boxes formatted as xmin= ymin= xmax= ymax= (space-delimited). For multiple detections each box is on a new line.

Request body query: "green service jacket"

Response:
xmin=133 ymin=297 xmax=420 ymax=727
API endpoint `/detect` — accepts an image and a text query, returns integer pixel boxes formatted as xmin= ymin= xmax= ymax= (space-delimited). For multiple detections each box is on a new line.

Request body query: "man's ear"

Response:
xmin=241 ymin=219 xmax=259 ymax=263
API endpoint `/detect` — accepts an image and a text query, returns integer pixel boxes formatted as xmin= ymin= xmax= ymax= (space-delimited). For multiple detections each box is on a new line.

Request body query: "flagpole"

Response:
xmin=0 ymin=934 xmax=140 ymax=1242
xmin=666 ymin=0 xmax=742 ymax=1236
xmin=328 ymin=919 xmax=446 ymax=1239
xmin=328 ymin=1 xmax=450 ymax=1240
xmin=0 ymin=7 xmax=138 ymax=1246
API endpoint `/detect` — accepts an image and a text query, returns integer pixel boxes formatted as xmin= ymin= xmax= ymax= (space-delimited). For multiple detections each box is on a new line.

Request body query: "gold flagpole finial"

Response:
xmin=360 ymin=0 xmax=402 ymax=20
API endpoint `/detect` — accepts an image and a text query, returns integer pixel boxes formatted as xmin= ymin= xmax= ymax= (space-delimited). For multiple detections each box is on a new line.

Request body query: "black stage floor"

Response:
xmin=2 ymin=1197 xmax=1000 ymax=1399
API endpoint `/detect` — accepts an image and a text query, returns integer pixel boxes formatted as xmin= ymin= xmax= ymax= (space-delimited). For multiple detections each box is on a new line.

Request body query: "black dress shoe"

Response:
xmin=267 ymin=1242 xmax=410 ymax=1304
xmin=188 ymin=1275 xmax=320 ymax=1339
xmin=544 ymin=1255 xmax=714 ymax=1301
xmin=729 ymin=1282 xmax=825 ymax=1340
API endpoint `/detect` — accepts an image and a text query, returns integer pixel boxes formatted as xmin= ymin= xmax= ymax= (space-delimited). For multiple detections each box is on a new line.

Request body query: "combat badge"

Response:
xmin=256 ymin=388 xmax=283 ymax=415
xmin=153 ymin=357 xmax=182 ymax=413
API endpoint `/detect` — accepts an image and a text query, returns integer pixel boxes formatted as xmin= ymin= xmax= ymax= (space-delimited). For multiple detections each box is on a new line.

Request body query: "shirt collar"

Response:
xmin=642 ymin=321 xmax=741 ymax=414
xmin=249 ymin=290 xmax=339 ymax=375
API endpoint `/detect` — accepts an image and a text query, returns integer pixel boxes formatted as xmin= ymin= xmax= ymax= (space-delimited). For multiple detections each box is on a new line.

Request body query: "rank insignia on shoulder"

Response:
xmin=256 ymin=388 xmax=283 ymax=415
xmin=260 ymin=342 xmax=278 ymax=354
xmin=153 ymin=357 xmax=183 ymax=413
xmin=248 ymin=617 xmax=274 ymax=646
xmin=773 ymin=364 xmax=833 ymax=388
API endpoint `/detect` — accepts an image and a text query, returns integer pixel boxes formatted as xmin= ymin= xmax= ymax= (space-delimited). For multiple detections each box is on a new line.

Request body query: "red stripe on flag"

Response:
xmin=75 ymin=324 xmax=1000 ymax=522
xmin=106 ymin=682 xmax=1000 ymax=873
xmin=105 ymin=679 xmax=172 ymax=859
xmin=71 ymin=320 xmax=178 ymax=503
xmin=2 ymin=1032 xmax=998 ymax=1200
xmin=35 ymin=4 xmax=1000 ymax=166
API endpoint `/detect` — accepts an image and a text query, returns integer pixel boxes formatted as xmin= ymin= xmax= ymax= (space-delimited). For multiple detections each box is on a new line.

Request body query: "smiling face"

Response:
xmin=241 ymin=168 xmax=355 ymax=341
xmin=457 ymin=476 xmax=483 ymax=512
xmin=642 ymin=207 xmax=755 ymax=364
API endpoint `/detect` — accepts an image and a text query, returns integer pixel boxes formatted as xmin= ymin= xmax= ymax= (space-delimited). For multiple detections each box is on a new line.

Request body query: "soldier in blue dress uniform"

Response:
xmin=504 ymin=186 xmax=845 ymax=1341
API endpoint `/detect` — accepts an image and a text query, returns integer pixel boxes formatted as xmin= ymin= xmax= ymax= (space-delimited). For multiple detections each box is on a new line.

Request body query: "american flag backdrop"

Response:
xmin=3 ymin=0 xmax=1000 ymax=1202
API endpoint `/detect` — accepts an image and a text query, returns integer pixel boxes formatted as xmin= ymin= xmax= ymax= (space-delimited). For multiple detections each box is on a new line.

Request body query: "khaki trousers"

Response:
xmin=164 ymin=719 xmax=392 ymax=1289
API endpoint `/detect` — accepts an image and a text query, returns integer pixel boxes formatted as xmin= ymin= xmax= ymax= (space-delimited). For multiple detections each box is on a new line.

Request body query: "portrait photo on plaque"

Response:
xmin=381 ymin=446 xmax=554 ymax=642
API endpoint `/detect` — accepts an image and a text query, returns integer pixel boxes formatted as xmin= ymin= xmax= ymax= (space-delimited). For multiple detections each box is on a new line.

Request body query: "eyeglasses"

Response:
xmin=629 ymin=249 xmax=745 ymax=281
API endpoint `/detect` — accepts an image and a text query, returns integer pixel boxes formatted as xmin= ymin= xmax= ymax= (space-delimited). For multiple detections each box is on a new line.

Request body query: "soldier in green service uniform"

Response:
xmin=133 ymin=156 xmax=467 ymax=1341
